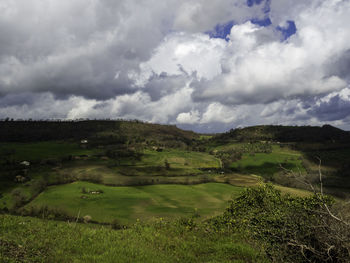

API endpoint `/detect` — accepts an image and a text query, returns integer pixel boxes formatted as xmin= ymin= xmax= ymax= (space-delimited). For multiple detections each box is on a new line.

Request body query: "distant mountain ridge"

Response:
xmin=0 ymin=120 xmax=197 ymax=144
xmin=214 ymin=124 xmax=350 ymax=143
xmin=1 ymin=120 xmax=349 ymax=144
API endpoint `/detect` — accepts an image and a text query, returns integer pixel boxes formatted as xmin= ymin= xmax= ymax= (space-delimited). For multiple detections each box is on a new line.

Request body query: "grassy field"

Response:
xmin=50 ymin=148 xmax=221 ymax=185
xmin=230 ymin=145 xmax=304 ymax=177
xmin=25 ymin=182 xmax=243 ymax=224
xmin=0 ymin=214 xmax=268 ymax=263
xmin=114 ymin=148 xmax=221 ymax=176
xmin=139 ymin=149 xmax=220 ymax=169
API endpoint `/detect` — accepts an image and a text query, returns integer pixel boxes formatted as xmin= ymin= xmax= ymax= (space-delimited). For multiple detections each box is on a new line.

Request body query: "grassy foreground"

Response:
xmin=25 ymin=182 xmax=242 ymax=224
xmin=0 ymin=214 xmax=268 ymax=263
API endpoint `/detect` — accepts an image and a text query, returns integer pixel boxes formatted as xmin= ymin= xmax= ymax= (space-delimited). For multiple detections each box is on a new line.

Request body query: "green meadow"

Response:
xmin=138 ymin=149 xmax=221 ymax=169
xmin=230 ymin=145 xmax=304 ymax=177
xmin=26 ymin=182 xmax=243 ymax=224
xmin=114 ymin=148 xmax=221 ymax=176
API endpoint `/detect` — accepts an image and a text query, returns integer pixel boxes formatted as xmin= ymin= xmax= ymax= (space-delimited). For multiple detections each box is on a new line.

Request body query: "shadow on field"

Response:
xmin=231 ymin=162 xmax=297 ymax=178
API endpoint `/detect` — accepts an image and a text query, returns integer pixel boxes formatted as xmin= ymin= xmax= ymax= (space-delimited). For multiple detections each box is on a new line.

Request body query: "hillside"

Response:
xmin=1 ymin=121 xmax=350 ymax=262
xmin=1 ymin=185 xmax=349 ymax=263
xmin=214 ymin=124 xmax=350 ymax=143
xmin=0 ymin=120 xmax=198 ymax=147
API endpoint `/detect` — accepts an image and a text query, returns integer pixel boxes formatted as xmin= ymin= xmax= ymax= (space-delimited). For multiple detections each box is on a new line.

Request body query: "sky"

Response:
xmin=1 ymin=0 xmax=350 ymax=133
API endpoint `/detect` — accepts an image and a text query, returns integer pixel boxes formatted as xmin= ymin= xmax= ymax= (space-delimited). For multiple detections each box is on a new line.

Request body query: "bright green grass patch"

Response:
xmin=112 ymin=149 xmax=221 ymax=176
xmin=0 ymin=214 xmax=268 ymax=263
xmin=0 ymin=141 xmax=96 ymax=161
xmin=199 ymin=135 xmax=213 ymax=140
xmin=230 ymin=148 xmax=304 ymax=177
xmin=26 ymin=182 xmax=242 ymax=224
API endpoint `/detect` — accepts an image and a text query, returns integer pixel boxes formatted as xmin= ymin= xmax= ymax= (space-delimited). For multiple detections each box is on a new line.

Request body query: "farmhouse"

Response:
xmin=80 ymin=139 xmax=88 ymax=148
xmin=20 ymin=161 xmax=30 ymax=166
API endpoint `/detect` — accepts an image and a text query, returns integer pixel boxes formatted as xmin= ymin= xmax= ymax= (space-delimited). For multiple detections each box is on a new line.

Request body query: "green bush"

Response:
xmin=210 ymin=184 xmax=350 ymax=262
xmin=111 ymin=218 xmax=123 ymax=230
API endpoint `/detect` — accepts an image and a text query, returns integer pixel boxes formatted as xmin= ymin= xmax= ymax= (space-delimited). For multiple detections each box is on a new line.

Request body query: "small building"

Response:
xmin=15 ymin=175 xmax=27 ymax=183
xmin=80 ymin=139 xmax=88 ymax=149
xmin=20 ymin=161 xmax=30 ymax=166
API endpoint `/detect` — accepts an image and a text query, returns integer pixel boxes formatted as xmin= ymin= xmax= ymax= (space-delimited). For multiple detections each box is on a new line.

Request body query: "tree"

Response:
xmin=164 ymin=159 xmax=170 ymax=170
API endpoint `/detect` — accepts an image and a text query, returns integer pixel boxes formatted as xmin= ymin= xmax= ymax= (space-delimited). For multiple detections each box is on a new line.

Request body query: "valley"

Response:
xmin=1 ymin=120 xmax=350 ymax=262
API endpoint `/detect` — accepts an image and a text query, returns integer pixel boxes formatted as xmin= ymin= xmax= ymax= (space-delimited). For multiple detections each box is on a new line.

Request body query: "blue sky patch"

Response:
xmin=207 ymin=20 xmax=235 ymax=39
xmin=247 ymin=0 xmax=264 ymax=7
xmin=251 ymin=17 xmax=272 ymax=27
xmin=208 ymin=0 xmax=272 ymax=39
xmin=277 ymin=20 xmax=297 ymax=40
xmin=247 ymin=0 xmax=271 ymax=13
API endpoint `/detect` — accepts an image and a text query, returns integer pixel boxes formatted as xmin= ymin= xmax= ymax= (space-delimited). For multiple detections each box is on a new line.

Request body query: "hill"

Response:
xmin=213 ymin=124 xmax=350 ymax=143
xmin=0 ymin=120 xmax=198 ymax=148
xmin=1 ymin=121 xmax=350 ymax=262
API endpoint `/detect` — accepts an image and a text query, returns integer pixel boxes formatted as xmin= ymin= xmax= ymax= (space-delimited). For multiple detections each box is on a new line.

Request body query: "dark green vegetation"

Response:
xmin=211 ymin=184 xmax=350 ymax=262
xmin=216 ymin=124 xmax=350 ymax=143
xmin=1 ymin=120 xmax=350 ymax=262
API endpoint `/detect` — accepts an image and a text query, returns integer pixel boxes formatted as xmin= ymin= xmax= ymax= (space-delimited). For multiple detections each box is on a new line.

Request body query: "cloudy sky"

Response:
xmin=1 ymin=0 xmax=350 ymax=132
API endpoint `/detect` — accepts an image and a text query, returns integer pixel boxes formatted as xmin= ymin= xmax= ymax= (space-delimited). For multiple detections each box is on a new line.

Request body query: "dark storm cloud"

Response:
xmin=0 ymin=93 xmax=37 ymax=107
xmin=0 ymin=0 xmax=261 ymax=102
xmin=143 ymin=74 xmax=189 ymax=101
xmin=326 ymin=49 xmax=350 ymax=82
xmin=307 ymin=93 xmax=350 ymax=122
xmin=0 ymin=0 xmax=174 ymax=100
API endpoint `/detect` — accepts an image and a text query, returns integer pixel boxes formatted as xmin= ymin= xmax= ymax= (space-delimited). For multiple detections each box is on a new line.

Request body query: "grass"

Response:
xmin=136 ymin=149 xmax=221 ymax=169
xmin=25 ymin=182 xmax=243 ymax=224
xmin=274 ymin=185 xmax=313 ymax=197
xmin=230 ymin=145 xmax=304 ymax=177
xmin=0 ymin=214 xmax=268 ymax=263
xmin=86 ymin=148 xmax=221 ymax=178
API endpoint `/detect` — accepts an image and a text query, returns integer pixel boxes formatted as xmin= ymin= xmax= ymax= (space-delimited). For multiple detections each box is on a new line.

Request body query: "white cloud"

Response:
xmin=200 ymin=103 xmax=238 ymax=124
xmin=1 ymin=0 xmax=350 ymax=132
xmin=176 ymin=110 xmax=201 ymax=124
xmin=129 ymin=33 xmax=227 ymax=87
xmin=135 ymin=0 xmax=350 ymax=108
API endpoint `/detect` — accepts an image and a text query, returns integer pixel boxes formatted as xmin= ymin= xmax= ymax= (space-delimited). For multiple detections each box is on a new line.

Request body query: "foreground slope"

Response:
xmin=0 ymin=214 xmax=267 ymax=263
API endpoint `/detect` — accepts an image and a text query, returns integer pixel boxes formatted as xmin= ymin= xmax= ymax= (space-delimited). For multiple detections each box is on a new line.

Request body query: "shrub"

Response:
xmin=11 ymin=188 xmax=27 ymax=209
xmin=83 ymin=215 xmax=92 ymax=223
xmin=210 ymin=184 xmax=350 ymax=262
xmin=111 ymin=219 xmax=123 ymax=230
xmin=79 ymin=174 xmax=103 ymax=184
xmin=20 ymin=206 xmax=71 ymax=220
xmin=164 ymin=159 xmax=170 ymax=170
xmin=32 ymin=178 xmax=47 ymax=194
xmin=81 ymin=187 xmax=87 ymax=194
